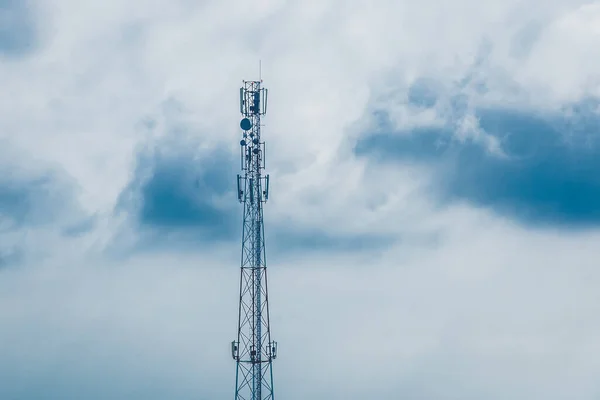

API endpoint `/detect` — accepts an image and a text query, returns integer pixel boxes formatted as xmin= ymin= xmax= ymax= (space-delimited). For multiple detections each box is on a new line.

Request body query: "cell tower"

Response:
xmin=231 ymin=79 xmax=277 ymax=400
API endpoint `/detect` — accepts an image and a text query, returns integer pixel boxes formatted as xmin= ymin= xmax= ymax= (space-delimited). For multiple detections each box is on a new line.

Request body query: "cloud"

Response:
xmin=4 ymin=224 xmax=600 ymax=400
xmin=1 ymin=0 xmax=600 ymax=399
xmin=265 ymin=228 xmax=396 ymax=262
xmin=356 ymin=97 xmax=600 ymax=227
xmin=0 ymin=145 xmax=94 ymax=267
xmin=132 ymin=145 xmax=235 ymax=232
xmin=0 ymin=0 xmax=37 ymax=57
xmin=0 ymin=254 xmax=237 ymax=400
xmin=0 ymin=172 xmax=75 ymax=227
xmin=109 ymin=135 xmax=239 ymax=261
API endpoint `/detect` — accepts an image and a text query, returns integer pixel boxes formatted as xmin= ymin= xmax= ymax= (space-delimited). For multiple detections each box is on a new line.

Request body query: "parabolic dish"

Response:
xmin=240 ymin=118 xmax=252 ymax=131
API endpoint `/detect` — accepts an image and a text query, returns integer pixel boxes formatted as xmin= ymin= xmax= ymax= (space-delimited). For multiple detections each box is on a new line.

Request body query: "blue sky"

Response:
xmin=1 ymin=0 xmax=600 ymax=399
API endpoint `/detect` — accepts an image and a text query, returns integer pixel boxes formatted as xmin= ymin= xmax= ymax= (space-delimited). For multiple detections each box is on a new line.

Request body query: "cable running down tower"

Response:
xmin=231 ymin=79 xmax=277 ymax=400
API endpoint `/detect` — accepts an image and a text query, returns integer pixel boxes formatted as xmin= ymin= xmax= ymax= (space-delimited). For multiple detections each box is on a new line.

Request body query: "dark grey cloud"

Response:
xmin=407 ymin=78 xmax=441 ymax=109
xmin=266 ymin=228 xmax=395 ymax=262
xmin=115 ymin=97 xmax=240 ymax=249
xmin=355 ymin=96 xmax=600 ymax=227
xmin=113 ymin=143 xmax=239 ymax=257
xmin=0 ymin=0 xmax=38 ymax=57
xmin=0 ymin=164 xmax=95 ymax=267
xmin=0 ymin=160 xmax=94 ymax=268
xmin=138 ymin=149 xmax=236 ymax=234
xmin=0 ymin=173 xmax=77 ymax=227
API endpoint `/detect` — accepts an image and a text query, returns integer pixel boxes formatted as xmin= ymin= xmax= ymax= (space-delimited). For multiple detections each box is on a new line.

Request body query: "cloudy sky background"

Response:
xmin=1 ymin=0 xmax=600 ymax=398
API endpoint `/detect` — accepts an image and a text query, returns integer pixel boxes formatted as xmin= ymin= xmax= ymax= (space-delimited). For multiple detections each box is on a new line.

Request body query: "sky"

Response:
xmin=1 ymin=0 xmax=600 ymax=398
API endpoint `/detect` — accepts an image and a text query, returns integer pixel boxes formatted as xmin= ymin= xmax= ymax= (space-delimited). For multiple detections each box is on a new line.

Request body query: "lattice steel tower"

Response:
xmin=231 ymin=79 xmax=277 ymax=400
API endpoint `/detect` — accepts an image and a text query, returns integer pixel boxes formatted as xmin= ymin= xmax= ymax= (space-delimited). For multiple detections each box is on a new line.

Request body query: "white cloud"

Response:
xmin=3 ymin=220 xmax=600 ymax=398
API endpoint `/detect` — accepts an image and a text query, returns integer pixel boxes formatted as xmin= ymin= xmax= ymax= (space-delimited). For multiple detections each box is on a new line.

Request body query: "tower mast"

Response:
xmin=231 ymin=79 xmax=277 ymax=400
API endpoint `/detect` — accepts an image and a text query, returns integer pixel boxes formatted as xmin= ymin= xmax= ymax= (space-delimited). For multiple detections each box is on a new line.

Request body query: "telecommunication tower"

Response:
xmin=231 ymin=79 xmax=277 ymax=400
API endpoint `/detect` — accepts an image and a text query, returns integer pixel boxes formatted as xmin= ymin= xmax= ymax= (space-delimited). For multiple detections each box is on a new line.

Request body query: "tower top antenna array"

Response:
xmin=231 ymin=78 xmax=277 ymax=400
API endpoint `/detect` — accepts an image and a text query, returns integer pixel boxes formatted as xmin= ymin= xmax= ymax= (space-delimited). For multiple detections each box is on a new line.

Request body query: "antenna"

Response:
xmin=232 ymin=79 xmax=276 ymax=400
xmin=259 ymin=60 xmax=262 ymax=82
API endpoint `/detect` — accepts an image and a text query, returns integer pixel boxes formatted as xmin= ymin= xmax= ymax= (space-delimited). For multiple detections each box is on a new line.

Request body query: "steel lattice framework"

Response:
xmin=231 ymin=79 xmax=277 ymax=400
